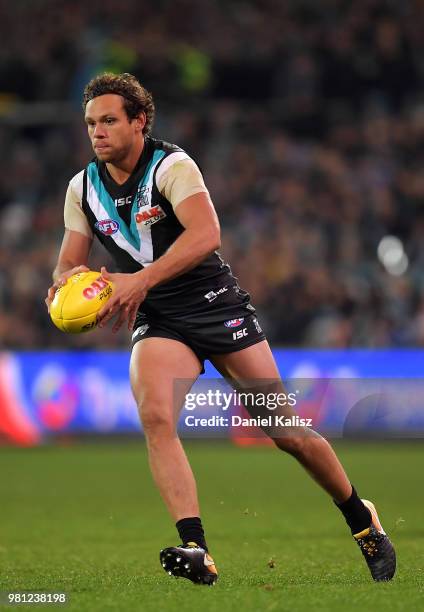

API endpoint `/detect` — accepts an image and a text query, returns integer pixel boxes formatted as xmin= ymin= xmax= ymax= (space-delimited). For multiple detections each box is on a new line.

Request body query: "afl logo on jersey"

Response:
xmin=95 ymin=219 xmax=120 ymax=235
xmin=224 ymin=318 xmax=245 ymax=328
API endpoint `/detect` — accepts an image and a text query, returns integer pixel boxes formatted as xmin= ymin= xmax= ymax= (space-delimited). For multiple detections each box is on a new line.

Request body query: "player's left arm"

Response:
xmin=98 ymin=189 xmax=221 ymax=332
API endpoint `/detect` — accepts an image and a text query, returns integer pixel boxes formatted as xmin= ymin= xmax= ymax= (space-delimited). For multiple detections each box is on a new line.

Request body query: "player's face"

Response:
xmin=84 ymin=94 xmax=145 ymax=163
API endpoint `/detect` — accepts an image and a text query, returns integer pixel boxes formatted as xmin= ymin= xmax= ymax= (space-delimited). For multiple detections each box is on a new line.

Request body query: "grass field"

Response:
xmin=1 ymin=441 xmax=423 ymax=611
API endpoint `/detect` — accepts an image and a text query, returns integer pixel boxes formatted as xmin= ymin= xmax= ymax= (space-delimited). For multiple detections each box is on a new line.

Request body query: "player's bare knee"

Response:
xmin=273 ymin=429 xmax=322 ymax=456
xmin=273 ymin=434 xmax=307 ymax=456
xmin=139 ymin=403 xmax=174 ymax=439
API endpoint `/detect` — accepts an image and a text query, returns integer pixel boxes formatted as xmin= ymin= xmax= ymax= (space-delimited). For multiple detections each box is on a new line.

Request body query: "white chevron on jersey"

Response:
xmin=86 ymin=172 xmax=151 ymax=266
xmin=133 ymin=150 xmax=167 ymax=264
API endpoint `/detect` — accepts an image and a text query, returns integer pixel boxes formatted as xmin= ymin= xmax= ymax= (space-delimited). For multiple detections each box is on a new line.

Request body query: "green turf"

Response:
xmin=1 ymin=441 xmax=423 ymax=611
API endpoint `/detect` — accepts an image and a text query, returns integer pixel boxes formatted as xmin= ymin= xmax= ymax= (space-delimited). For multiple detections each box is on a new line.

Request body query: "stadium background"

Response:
xmin=1 ymin=1 xmax=423 ymax=610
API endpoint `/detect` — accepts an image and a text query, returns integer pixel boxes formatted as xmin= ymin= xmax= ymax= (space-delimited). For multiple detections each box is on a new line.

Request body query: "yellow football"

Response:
xmin=50 ymin=271 xmax=114 ymax=333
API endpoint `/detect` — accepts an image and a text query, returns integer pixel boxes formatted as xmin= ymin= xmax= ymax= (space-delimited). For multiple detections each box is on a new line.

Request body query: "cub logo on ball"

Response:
xmin=50 ymin=271 xmax=114 ymax=334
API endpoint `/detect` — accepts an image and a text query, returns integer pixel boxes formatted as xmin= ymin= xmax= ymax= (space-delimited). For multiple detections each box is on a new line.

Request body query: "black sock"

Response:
xmin=335 ymin=486 xmax=372 ymax=534
xmin=176 ymin=516 xmax=208 ymax=551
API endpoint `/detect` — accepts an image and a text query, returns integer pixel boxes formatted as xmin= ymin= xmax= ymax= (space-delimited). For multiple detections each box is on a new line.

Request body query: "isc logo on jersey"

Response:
xmin=95 ymin=219 xmax=120 ymax=235
xmin=135 ymin=205 xmax=166 ymax=227
xmin=115 ymin=195 xmax=132 ymax=207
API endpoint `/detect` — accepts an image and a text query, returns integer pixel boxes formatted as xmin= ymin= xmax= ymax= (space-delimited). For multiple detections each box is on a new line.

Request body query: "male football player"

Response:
xmin=46 ymin=73 xmax=396 ymax=585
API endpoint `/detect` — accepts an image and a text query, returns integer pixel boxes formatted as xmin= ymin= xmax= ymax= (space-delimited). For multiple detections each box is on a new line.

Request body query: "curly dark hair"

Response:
xmin=82 ymin=73 xmax=155 ymax=135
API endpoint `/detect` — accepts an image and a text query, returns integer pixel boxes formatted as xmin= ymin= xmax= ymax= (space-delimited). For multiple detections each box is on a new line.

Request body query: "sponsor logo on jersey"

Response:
xmin=232 ymin=328 xmax=248 ymax=341
xmin=224 ymin=318 xmax=245 ymax=328
xmin=135 ymin=204 xmax=166 ymax=227
xmin=204 ymin=286 xmax=228 ymax=303
xmin=136 ymin=185 xmax=150 ymax=208
xmin=115 ymin=195 xmax=132 ymax=207
xmin=114 ymin=187 xmax=150 ymax=208
xmin=95 ymin=219 xmax=120 ymax=235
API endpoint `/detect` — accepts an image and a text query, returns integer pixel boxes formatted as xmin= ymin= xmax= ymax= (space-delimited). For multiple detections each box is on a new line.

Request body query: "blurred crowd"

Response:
xmin=1 ymin=0 xmax=424 ymax=349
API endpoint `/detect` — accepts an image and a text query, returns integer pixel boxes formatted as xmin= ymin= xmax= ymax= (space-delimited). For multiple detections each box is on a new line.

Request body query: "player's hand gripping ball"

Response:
xmin=50 ymin=271 xmax=114 ymax=333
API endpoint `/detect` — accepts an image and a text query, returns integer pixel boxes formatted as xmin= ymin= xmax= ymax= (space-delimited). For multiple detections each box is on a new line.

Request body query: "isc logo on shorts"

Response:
xmin=135 ymin=205 xmax=166 ymax=227
xmin=204 ymin=287 xmax=228 ymax=302
xmin=232 ymin=328 xmax=248 ymax=340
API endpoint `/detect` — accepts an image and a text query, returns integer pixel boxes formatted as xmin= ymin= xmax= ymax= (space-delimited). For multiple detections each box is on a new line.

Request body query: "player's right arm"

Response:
xmin=45 ymin=229 xmax=93 ymax=311
xmin=45 ymin=172 xmax=94 ymax=311
xmin=52 ymin=230 xmax=92 ymax=282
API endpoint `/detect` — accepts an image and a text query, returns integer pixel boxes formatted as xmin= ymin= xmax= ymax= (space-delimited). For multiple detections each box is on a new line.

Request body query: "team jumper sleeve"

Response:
xmin=64 ymin=171 xmax=93 ymax=238
xmin=156 ymin=158 xmax=209 ymax=210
